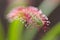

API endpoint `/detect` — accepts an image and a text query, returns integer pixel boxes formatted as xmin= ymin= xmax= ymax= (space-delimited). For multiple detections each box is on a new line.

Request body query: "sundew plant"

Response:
xmin=0 ymin=0 xmax=60 ymax=40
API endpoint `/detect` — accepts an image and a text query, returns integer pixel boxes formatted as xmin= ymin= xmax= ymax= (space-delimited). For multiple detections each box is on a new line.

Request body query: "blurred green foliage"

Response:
xmin=8 ymin=20 xmax=25 ymax=40
xmin=41 ymin=22 xmax=60 ymax=40
xmin=0 ymin=20 xmax=4 ymax=40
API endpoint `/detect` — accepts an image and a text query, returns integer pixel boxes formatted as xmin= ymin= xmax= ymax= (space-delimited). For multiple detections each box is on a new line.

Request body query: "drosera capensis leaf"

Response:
xmin=23 ymin=7 xmax=50 ymax=40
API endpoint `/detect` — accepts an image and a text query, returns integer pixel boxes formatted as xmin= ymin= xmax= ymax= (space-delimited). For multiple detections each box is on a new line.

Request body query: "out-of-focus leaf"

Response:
xmin=5 ymin=0 xmax=27 ymax=14
xmin=0 ymin=20 xmax=4 ymax=40
xmin=39 ymin=0 xmax=60 ymax=16
xmin=41 ymin=22 xmax=60 ymax=40
xmin=8 ymin=20 xmax=24 ymax=40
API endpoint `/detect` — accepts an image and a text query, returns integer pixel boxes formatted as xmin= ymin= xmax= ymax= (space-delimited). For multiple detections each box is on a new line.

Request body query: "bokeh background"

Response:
xmin=0 ymin=0 xmax=60 ymax=40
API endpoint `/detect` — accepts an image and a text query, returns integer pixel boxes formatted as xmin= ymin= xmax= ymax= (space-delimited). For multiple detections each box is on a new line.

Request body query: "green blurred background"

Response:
xmin=0 ymin=0 xmax=60 ymax=40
